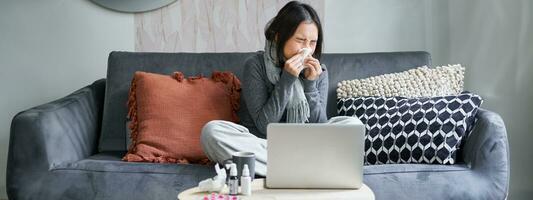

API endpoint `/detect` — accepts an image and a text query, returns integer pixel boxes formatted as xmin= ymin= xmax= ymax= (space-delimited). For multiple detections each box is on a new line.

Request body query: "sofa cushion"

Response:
xmin=48 ymin=152 xmax=475 ymax=200
xmin=53 ymin=151 xmax=216 ymax=175
xmin=47 ymin=151 xmax=216 ymax=200
xmin=337 ymin=92 xmax=483 ymax=165
xmin=123 ymin=71 xmax=240 ymax=164
xmin=99 ymin=51 xmax=431 ymax=152
xmin=336 ymin=64 xmax=465 ymax=98
xmin=362 ymin=163 xmax=498 ymax=200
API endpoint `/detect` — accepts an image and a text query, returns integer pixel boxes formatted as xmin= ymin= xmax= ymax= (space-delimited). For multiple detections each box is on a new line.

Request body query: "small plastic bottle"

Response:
xmin=240 ymin=164 xmax=252 ymax=196
xmin=228 ymin=163 xmax=239 ymax=196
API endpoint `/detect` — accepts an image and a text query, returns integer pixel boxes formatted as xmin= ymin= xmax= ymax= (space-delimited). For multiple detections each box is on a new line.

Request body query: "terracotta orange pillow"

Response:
xmin=123 ymin=71 xmax=241 ymax=164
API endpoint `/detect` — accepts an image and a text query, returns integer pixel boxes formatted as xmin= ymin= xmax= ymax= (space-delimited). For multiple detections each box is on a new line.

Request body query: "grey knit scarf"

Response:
xmin=264 ymin=40 xmax=310 ymax=123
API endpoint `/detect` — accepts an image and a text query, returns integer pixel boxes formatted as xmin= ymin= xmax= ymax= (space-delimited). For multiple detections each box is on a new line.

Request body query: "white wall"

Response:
xmin=0 ymin=0 xmax=133 ymax=198
xmin=324 ymin=0 xmax=451 ymax=64
xmin=324 ymin=0 xmax=428 ymax=53
xmin=447 ymin=1 xmax=533 ymax=199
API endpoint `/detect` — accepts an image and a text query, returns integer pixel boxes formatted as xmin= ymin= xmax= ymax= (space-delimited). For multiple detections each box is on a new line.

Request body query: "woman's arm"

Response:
xmin=302 ymin=65 xmax=328 ymax=123
xmin=242 ymin=55 xmax=297 ymax=136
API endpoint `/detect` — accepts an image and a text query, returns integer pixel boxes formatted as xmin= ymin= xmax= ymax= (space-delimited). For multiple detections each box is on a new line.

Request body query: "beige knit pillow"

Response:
xmin=336 ymin=64 xmax=465 ymax=98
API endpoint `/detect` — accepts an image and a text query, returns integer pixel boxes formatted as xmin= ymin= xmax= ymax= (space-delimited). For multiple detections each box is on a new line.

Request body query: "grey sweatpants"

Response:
xmin=200 ymin=116 xmax=361 ymax=176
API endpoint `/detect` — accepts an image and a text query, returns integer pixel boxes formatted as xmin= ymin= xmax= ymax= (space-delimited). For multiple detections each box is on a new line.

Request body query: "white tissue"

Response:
xmin=299 ymin=47 xmax=312 ymax=58
xmin=298 ymin=48 xmax=312 ymax=69
xmin=198 ymin=164 xmax=227 ymax=192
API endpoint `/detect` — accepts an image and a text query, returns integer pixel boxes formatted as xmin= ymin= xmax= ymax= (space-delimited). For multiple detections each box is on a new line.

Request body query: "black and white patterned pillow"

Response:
xmin=337 ymin=92 xmax=482 ymax=165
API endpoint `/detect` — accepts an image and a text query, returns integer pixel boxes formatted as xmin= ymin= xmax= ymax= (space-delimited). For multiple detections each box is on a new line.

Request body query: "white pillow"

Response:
xmin=336 ymin=64 xmax=464 ymax=98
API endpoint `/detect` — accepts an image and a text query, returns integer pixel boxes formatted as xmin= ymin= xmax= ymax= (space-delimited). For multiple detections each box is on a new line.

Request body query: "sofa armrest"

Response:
xmin=462 ymin=108 xmax=510 ymax=199
xmin=7 ymin=79 xmax=106 ymax=198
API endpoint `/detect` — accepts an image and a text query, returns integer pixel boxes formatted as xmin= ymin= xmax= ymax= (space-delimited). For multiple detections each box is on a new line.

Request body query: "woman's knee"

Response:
xmin=201 ymin=120 xmax=225 ymax=144
xmin=328 ymin=116 xmax=362 ymax=125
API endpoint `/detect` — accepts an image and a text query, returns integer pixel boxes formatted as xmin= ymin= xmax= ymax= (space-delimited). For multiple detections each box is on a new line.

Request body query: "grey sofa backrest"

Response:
xmin=99 ymin=51 xmax=431 ymax=152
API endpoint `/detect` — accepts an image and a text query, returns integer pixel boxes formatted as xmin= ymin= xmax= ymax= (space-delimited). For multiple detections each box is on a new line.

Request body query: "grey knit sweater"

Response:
xmin=238 ymin=52 xmax=329 ymax=138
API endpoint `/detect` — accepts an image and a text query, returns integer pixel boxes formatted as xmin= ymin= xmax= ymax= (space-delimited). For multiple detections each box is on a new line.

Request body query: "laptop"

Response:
xmin=266 ymin=122 xmax=365 ymax=189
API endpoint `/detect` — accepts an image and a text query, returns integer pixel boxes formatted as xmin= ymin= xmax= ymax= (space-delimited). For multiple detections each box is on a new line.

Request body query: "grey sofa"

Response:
xmin=7 ymin=51 xmax=509 ymax=200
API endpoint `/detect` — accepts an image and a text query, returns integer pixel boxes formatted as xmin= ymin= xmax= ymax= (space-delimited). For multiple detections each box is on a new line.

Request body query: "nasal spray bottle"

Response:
xmin=228 ymin=163 xmax=238 ymax=196
xmin=240 ymin=164 xmax=252 ymax=196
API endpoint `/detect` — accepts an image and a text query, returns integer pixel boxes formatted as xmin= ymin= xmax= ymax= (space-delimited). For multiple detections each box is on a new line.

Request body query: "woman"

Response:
xmin=201 ymin=1 xmax=358 ymax=176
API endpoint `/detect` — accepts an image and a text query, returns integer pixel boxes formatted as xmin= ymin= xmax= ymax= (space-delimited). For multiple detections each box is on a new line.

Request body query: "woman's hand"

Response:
xmin=303 ymin=56 xmax=322 ymax=80
xmin=283 ymin=53 xmax=304 ymax=77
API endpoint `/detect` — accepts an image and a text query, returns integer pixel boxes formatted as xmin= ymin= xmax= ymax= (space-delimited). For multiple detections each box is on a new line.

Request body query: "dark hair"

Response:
xmin=265 ymin=1 xmax=323 ymax=68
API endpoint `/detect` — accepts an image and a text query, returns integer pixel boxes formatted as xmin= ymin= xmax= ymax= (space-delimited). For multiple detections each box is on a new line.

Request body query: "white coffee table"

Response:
xmin=178 ymin=179 xmax=375 ymax=200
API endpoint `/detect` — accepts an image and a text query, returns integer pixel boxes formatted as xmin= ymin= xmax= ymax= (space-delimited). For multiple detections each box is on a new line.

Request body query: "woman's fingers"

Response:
xmin=286 ymin=53 xmax=302 ymax=64
xmin=284 ymin=54 xmax=305 ymax=77
xmin=305 ymin=59 xmax=321 ymax=72
xmin=284 ymin=54 xmax=322 ymax=78
xmin=303 ymin=57 xmax=322 ymax=80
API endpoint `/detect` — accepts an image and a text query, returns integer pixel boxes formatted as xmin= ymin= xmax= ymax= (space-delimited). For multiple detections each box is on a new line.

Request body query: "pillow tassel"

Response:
xmin=125 ymin=74 xmax=139 ymax=155
xmin=211 ymin=71 xmax=241 ymax=122
xmin=174 ymin=71 xmax=185 ymax=82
